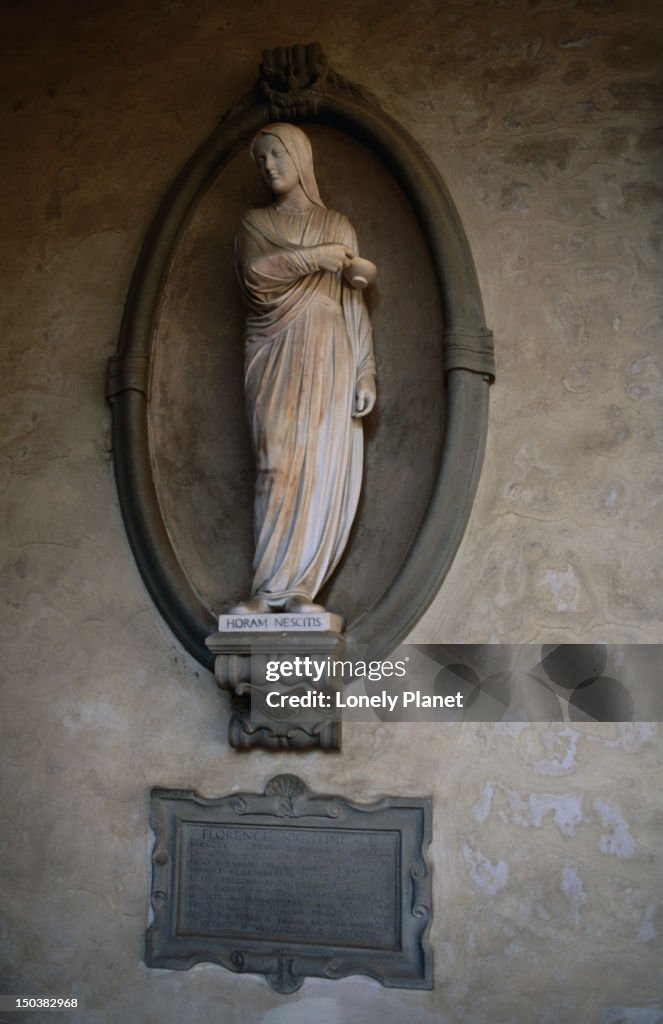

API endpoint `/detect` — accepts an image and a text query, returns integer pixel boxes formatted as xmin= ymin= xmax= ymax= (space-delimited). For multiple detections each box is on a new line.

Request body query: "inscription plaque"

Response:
xmin=147 ymin=775 xmax=432 ymax=991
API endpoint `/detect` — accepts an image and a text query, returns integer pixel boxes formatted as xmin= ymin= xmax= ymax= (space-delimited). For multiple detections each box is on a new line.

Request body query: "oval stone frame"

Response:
xmin=106 ymin=55 xmax=495 ymax=671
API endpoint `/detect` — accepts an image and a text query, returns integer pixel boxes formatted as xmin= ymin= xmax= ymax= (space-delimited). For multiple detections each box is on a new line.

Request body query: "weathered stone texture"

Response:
xmin=1 ymin=1 xmax=661 ymax=1021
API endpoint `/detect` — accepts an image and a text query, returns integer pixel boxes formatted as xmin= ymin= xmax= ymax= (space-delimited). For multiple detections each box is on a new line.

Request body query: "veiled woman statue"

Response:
xmin=231 ymin=123 xmax=377 ymax=615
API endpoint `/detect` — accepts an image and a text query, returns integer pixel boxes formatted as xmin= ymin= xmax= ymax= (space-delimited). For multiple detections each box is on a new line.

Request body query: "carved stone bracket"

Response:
xmin=206 ymin=630 xmax=344 ymax=750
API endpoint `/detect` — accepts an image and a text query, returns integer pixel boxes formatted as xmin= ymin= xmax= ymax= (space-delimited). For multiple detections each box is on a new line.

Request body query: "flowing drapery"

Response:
xmin=235 ymin=203 xmax=376 ymax=606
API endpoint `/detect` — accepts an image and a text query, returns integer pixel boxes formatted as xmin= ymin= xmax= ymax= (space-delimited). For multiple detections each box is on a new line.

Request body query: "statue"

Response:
xmin=231 ymin=123 xmax=377 ymax=615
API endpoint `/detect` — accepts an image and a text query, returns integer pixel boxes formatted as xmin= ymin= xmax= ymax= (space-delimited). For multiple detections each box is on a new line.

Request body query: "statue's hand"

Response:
xmin=353 ymin=375 xmax=377 ymax=418
xmin=315 ymin=244 xmax=355 ymax=273
xmin=343 ymin=256 xmax=378 ymax=289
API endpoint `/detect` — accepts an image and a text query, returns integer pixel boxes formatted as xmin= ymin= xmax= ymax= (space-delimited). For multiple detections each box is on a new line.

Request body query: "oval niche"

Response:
xmin=107 ymin=64 xmax=494 ymax=670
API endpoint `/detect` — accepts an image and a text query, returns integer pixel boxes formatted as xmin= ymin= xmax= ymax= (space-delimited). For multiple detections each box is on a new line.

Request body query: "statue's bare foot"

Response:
xmin=284 ymin=597 xmax=326 ymax=613
xmin=229 ymin=596 xmax=270 ymax=614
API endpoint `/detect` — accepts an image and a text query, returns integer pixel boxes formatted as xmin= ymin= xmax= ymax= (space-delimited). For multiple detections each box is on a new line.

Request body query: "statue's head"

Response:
xmin=250 ymin=123 xmax=324 ymax=207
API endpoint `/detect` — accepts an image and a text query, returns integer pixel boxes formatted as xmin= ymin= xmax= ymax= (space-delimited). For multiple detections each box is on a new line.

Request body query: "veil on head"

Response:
xmin=250 ymin=123 xmax=325 ymax=208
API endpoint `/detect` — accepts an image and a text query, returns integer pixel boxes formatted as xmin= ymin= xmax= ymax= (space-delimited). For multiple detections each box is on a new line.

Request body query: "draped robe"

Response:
xmin=235 ymin=204 xmax=376 ymax=607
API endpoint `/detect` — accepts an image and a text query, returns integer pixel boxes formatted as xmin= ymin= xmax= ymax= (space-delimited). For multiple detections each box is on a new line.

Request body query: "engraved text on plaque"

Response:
xmin=147 ymin=775 xmax=432 ymax=992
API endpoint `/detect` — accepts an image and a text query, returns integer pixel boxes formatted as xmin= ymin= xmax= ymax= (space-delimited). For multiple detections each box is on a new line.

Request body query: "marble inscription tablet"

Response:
xmin=146 ymin=775 xmax=432 ymax=992
xmin=179 ymin=823 xmax=399 ymax=947
xmin=217 ymin=611 xmax=343 ymax=633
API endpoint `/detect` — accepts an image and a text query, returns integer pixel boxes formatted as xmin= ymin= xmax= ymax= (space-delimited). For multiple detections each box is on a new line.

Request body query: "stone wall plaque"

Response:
xmin=146 ymin=775 xmax=432 ymax=991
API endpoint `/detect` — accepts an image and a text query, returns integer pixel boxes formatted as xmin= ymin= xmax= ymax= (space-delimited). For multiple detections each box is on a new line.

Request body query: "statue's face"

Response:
xmin=253 ymin=135 xmax=299 ymax=196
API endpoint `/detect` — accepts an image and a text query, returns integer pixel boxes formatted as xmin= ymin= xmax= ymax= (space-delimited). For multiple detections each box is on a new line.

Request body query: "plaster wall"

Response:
xmin=1 ymin=2 xmax=661 ymax=1022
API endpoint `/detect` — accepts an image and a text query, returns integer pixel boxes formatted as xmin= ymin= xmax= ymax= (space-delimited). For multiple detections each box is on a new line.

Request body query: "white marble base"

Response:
xmin=217 ymin=611 xmax=343 ymax=633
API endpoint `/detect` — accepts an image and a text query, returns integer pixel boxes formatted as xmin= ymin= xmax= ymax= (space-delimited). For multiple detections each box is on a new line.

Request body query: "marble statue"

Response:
xmin=231 ymin=123 xmax=377 ymax=615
